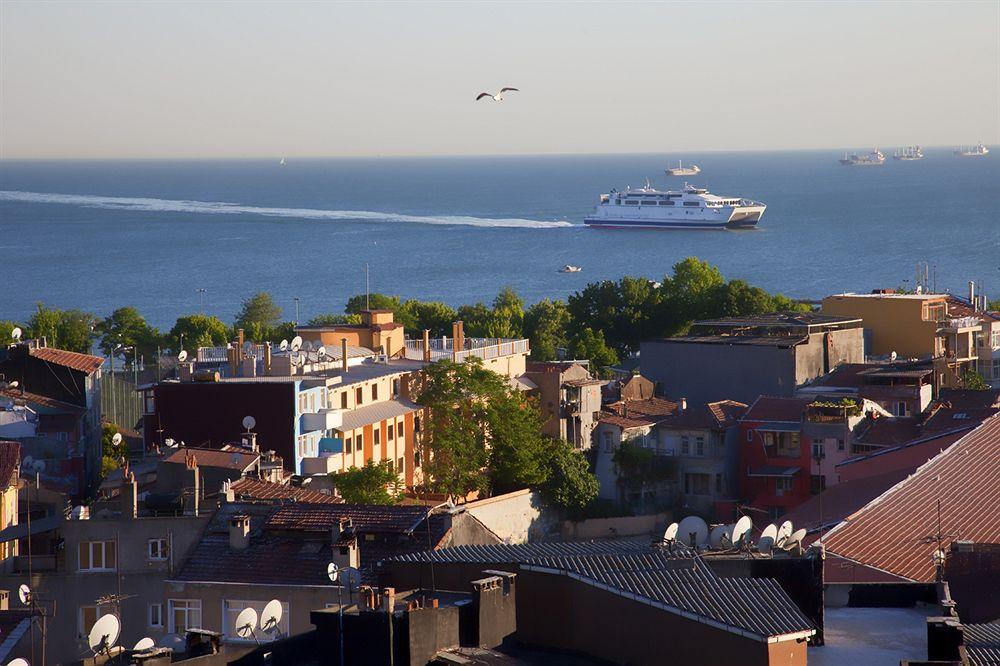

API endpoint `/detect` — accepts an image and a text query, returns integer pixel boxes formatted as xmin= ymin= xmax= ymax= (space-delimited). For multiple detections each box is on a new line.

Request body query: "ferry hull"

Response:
xmin=585 ymin=208 xmax=764 ymax=230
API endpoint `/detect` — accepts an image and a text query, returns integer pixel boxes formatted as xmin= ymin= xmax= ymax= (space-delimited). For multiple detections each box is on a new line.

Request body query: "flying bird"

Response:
xmin=476 ymin=87 xmax=519 ymax=102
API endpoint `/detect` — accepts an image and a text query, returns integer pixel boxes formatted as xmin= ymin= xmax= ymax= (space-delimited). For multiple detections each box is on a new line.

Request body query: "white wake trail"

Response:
xmin=0 ymin=190 xmax=574 ymax=229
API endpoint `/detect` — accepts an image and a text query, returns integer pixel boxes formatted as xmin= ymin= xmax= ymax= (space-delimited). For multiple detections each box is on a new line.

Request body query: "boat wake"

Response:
xmin=0 ymin=190 xmax=574 ymax=229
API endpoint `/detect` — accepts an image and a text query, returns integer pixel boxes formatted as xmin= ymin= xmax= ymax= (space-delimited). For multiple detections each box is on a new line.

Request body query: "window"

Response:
xmin=657 ymin=200 xmax=675 ymax=206
xmin=148 ymin=538 xmax=168 ymax=561
xmin=392 ymin=378 xmax=400 ymax=397
xmin=397 ymin=423 xmax=404 ymax=438
xmin=992 ymin=331 xmax=1000 ymax=349
xmin=775 ymin=477 xmax=794 ymax=496
xmin=683 ymin=201 xmax=701 ymax=207
xmin=356 ymin=433 xmax=363 ymax=451
xmin=79 ymin=540 xmax=116 ymax=571
xmin=388 ymin=422 xmax=395 ymax=440
xmin=340 ymin=392 xmax=348 ymax=409
xmin=168 ymin=599 xmax=202 ymax=634
xmin=414 ymin=450 xmax=421 ymax=467
xmin=695 ymin=436 xmax=705 ymax=457
xmin=811 ymin=441 xmax=825 ymax=460
xmin=413 ymin=417 xmax=420 ymax=433
xmin=371 ymin=384 xmax=378 ymax=400
xmin=79 ymin=605 xmax=100 ymax=638
xmin=397 ymin=457 xmax=404 ymax=473
xmin=374 ymin=428 xmax=381 ymax=446
xmin=601 ymin=431 xmax=612 ymax=453
xmin=149 ymin=603 xmax=163 ymax=628
xmin=624 ymin=200 xmax=639 ymax=205
xmin=894 ymin=401 xmax=910 ymax=417
xmin=837 ymin=438 xmax=845 ymax=451
xmin=680 ymin=436 xmax=690 ymax=455
xmin=684 ymin=473 xmax=711 ymax=496
xmin=224 ymin=600 xmax=289 ymax=640
xmin=345 ymin=437 xmax=352 ymax=454
xmin=355 ymin=387 xmax=363 ymax=404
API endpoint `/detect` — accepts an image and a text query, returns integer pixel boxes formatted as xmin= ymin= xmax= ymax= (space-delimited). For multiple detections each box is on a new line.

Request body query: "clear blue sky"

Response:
xmin=1 ymin=1 xmax=997 ymax=158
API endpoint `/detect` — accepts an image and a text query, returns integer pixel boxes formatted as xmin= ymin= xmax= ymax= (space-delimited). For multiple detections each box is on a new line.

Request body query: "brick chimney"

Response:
xmin=229 ymin=515 xmax=251 ymax=550
xmin=122 ymin=470 xmax=138 ymax=519
xmin=331 ymin=517 xmax=359 ymax=569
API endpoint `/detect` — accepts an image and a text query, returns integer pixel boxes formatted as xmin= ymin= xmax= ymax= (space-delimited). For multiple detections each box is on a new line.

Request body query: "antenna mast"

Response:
xmin=365 ymin=263 xmax=370 ymax=311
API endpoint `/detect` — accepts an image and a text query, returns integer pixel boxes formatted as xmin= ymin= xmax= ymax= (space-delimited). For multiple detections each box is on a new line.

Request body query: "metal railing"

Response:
xmin=403 ymin=338 xmax=529 ymax=362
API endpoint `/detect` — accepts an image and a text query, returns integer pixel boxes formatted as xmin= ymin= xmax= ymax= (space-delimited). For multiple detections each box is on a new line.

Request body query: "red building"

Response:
xmin=738 ymin=396 xmax=813 ymax=520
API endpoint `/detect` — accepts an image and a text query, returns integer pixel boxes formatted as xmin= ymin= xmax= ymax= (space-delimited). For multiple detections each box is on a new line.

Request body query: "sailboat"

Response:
xmin=279 ymin=157 xmax=286 ymax=166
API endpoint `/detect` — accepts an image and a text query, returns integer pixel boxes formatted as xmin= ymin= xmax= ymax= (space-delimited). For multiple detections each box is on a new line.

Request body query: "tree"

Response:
xmin=545 ymin=440 xmax=599 ymax=513
xmin=27 ymin=303 xmax=96 ymax=353
xmin=308 ymin=313 xmax=357 ymax=326
xmin=486 ymin=393 xmax=551 ymax=493
xmin=333 ymin=461 xmax=401 ymax=504
xmin=524 ymin=299 xmax=570 ymax=361
xmin=567 ymin=328 xmax=618 ymax=376
xmin=455 ymin=302 xmax=494 ymax=338
xmin=235 ymin=292 xmax=282 ymax=330
xmin=988 ymin=298 xmax=1000 ymax=312
xmin=567 ymin=277 xmax=661 ymax=355
xmin=399 ymin=300 xmax=457 ymax=338
xmin=168 ymin=314 xmax=229 ymax=352
xmin=101 ymin=422 xmax=128 ymax=476
xmin=961 ymin=370 xmax=989 ymax=391
xmin=489 ymin=287 xmax=525 ymax=338
xmin=345 ymin=293 xmax=402 ymax=316
xmin=97 ymin=307 xmax=162 ymax=358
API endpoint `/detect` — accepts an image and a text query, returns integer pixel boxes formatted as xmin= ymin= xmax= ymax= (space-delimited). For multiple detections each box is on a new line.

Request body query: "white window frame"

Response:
xmin=148 ymin=538 xmax=168 ymax=562
xmin=168 ymin=599 xmax=202 ymax=634
xmin=79 ymin=540 xmax=117 ymax=572
xmin=149 ymin=602 xmax=164 ymax=628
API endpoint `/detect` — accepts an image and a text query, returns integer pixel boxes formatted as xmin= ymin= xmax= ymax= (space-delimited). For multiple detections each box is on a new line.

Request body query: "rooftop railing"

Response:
xmin=403 ymin=337 xmax=530 ymax=362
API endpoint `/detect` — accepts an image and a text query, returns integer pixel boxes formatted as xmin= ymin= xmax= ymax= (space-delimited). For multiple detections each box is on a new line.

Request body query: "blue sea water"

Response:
xmin=1 ymin=150 xmax=998 ymax=329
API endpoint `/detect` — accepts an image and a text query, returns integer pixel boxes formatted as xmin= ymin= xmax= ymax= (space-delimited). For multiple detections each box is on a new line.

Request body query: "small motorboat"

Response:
xmin=560 ymin=265 xmax=582 ymax=273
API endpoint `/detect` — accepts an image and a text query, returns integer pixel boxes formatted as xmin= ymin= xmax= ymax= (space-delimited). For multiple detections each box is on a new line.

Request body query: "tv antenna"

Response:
xmin=88 ymin=614 xmax=121 ymax=657
xmin=260 ymin=599 xmax=283 ymax=637
xmin=242 ymin=415 xmax=256 ymax=432
xmin=11 ymin=327 xmax=22 ymax=342
xmin=133 ymin=637 xmax=155 ymax=651
xmin=19 ymin=583 xmax=55 ymax=666
xmin=234 ymin=606 xmax=259 ymax=643
xmin=177 ymin=350 xmax=188 ymax=363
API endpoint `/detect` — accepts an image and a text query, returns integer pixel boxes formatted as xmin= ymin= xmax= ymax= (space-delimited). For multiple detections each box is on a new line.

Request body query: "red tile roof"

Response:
xmin=162 ymin=446 xmax=258 ymax=471
xmin=0 ymin=441 xmax=20 ymax=490
xmin=266 ymin=503 xmax=432 ymax=534
xmin=823 ymin=415 xmax=1000 ymax=581
xmin=228 ymin=477 xmax=342 ymax=504
xmin=599 ymin=397 xmax=679 ymax=430
xmin=29 ymin=347 xmax=103 ymax=374
xmin=741 ymin=396 xmax=812 ymax=423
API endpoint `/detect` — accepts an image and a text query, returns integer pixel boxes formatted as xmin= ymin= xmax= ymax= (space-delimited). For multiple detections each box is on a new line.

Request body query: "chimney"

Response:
xmin=221 ymin=480 xmax=235 ymax=503
xmin=968 ymin=281 xmax=975 ymax=308
xmin=331 ymin=517 xmax=359 ymax=569
xmin=264 ymin=343 xmax=272 ymax=374
xmin=423 ymin=329 xmax=431 ymax=362
xmin=184 ymin=454 xmax=201 ymax=516
xmin=229 ymin=515 xmax=251 ymax=550
xmin=122 ymin=471 xmax=138 ymax=518
xmin=456 ymin=321 xmax=465 ymax=354
xmin=341 ymin=338 xmax=349 ymax=374
xmin=237 ymin=328 xmax=245 ymax=359
xmin=228 ymin=346 xmax=239 ymax=377
xmin=381 ymin=587 xmax=396 ymax=613
xmin=679 ymin=397 xmax=687 ymax=413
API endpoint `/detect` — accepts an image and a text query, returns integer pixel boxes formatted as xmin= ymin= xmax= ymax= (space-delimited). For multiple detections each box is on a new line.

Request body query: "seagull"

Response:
xmin=476 ymin=87 xmax=519 ymax=102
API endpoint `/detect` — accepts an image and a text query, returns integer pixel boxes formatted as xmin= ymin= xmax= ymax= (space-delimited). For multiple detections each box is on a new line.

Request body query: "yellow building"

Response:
xmin=0 ymin=441 xmax=19 ymax=572
xmin=822 ymin=292 xmax=981 ymax=388
xmin=297 ymin=310 xmax=406 ymax=358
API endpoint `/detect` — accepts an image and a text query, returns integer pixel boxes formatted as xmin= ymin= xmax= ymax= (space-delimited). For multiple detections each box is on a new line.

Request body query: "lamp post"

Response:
xmin=196 ymin=288 xmax=206 ymax=314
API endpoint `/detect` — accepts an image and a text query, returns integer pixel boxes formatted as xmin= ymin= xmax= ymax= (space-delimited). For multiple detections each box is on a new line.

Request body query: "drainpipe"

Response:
xmin=342 ymin=338 xmax=349 ymax=374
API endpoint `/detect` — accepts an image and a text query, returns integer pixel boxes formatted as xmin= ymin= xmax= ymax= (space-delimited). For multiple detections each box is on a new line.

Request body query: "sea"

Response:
xmin=1 ymin=149 xmax=998 ymax=329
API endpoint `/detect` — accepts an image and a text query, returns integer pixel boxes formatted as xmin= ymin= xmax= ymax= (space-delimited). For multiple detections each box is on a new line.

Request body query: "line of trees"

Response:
xmin=2 ymin=258 xmax=811 ymax=373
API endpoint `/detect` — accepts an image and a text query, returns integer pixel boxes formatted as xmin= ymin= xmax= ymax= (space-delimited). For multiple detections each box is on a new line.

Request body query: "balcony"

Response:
xmin=404 ymin=338 xmax=530 ymax=363
xmin=301 ymin=408 xmax=343 ymax=433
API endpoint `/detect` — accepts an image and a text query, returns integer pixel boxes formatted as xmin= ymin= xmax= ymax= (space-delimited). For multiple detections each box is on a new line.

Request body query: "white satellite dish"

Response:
xmin=709 ymin=524 xmax=728 ymax=549
xmin=777 ymin=520 xmax=794 ymax=545
xmin=260 ymin=599 xmax=283 ymax=634
xmin=178 ymin=350 xmax=188 ymax=363
xmin=279 ymin=339 xmax=289 ymax=352
xmin=296 ymin=354 xmax=305 ymax=367
xmin=317 ymin=346 xmax=327 ymax=361
xmin=662 ymin=522 xmax=679 ymax=542
xmin=785 ymin=528 xmax=808 ymax=551
xmin=21 ymin=456 xmax=33 ymax=470
xmin=732 ymin=516 xmax=753 ymax=545
xmin=32 ymin=460 xmax=45 ymax=474
xmin=10 ymin=327 xmax=22 ymax=342
xmin=242 ymin=415 xmax=256 ymax=431
xmin=112 ymin=432 xmax=123 ymax=446
xmin=758 ymin=523 xmax=778 ymax=554
xmin=89 ymin=614 xmax=121 ymax=655
xmin=234 ymin=606 xmax=258 ymax=639
xmin=676 ymin=516 xmax=709 ymax=548
xmin=71 ymin=505 xmax=88 ymax=520
xmin=302 ymin=340 xmax=313 ymax=353
xmin=133 ymin=637 xmax=155 ymax=651
xmin=17 ymin=584 xmax=31 ymax=605
xmin=290 ymin=336 xmax=302 ymax=352
xmin=7 ymin=658 xmax=29 ymax=666
xmin=327 ymin=562 xmax=340 ymax=582
xmin=157 ymin=633 xmax=184 ymax=650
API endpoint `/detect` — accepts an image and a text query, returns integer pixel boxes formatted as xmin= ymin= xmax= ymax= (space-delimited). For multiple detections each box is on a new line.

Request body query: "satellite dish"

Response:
xmin=709 ymin=524 xmax=728 ymax=549
xmin=242 ymin=415 xmax=256 ymax=431
xmin=165 ymin=438 xmax=178 ymax=448
xmin=71 ymin=505 xmax=88 ymax=520
xmin=732 ymin=516 xmax=753 ymax=545
xmin=17 ymin=584 xmax=31 ymax=605
xmin=327 ymin=562 xmax=340 ymax=582
xmin=758 ymin=523 xmax=778 ymax=554
xmin=21 ymin=456 xmax=33 ymax=470
xmin=133 ymin=637 xmax=155 ymax=651
xmin=676 ymin=516 xmax=709 ymax=548
xmin=290 ymin=336 xmax=302 ymax=352
xmin=234 ymin=607 xmax=258 ymax=639
xmin=302 ymin=340 xmax=313 ymax=353
xmin=89 ymin=614 xmax=121 ymax=655
xmin=11 ymin=327 xmax=22 ymax=341
xmin=785 ymin=528 xmax=808 ymax=551
xmin=341 ymin=566 xmax=362 ymax=590
xmin=32 ymin=459 xmax=45 ymax=473
xmin=662 ymin=522 xmax=679 ymax=542
xmin=279 ymin=339 xmax=289 ymax=352
xmin=777 ymin=520 xmax=794 ymax=545
xmin=178 ymin=350 xmax=188 ymax=363
xmin=157 ymin=633 xmax=184 ymax=650
xmin=296 ymin=354 xmax=305 ymax=367
xmin=7 ymin=659 xmax=29 ymax=666
xmin=112 ymin=432 xmax=123 ymax=446
xmin=260 ymin=599 xmax=283 ymax=634
xmin=317 ymin=346 xmax=327 ymax=361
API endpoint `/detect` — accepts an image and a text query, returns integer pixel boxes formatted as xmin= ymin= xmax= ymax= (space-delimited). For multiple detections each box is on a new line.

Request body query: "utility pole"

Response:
xmin=294 ymin=298 xmax=300 ymax=326
xmin=365 ymin=263 xmax=370 ymax=311
xmin=196 ymin=288 xmax=206 ymax=314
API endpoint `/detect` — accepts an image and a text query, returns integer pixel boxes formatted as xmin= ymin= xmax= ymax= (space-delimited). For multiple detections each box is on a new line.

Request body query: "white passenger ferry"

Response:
xmin=584 ymin=181 xmax=766 ymax=230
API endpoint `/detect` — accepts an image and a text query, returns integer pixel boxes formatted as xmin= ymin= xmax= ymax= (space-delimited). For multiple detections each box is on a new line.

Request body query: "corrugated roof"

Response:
xmin=29 ymin=347 xmax=103 ymax=374
xmin=823 ymin=415 xmax=1000 ymax=582
xmin=337 ymin=398 xmax=421 ymax=432
xmin=266 ymin=503 xmax=432 ymax=534
xmin=387 ymin=538 xmax=665 ymax=564
xmin=782 ymin=468 xmax=914 ymax=533
xmin=599 ymin=397 xmax=679 ymax=430
xmin=965 ymin=623 xmax=1000 ymax=666
xmin=0 ymin=389 xmax=85 ymax=415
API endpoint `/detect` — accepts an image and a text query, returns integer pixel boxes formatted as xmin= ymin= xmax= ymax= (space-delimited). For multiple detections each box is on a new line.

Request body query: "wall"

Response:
xmin=640 ymin=339 xmax=798 ymax=406
xmin=462 ymin=490 xmax=559 ymax=543
xmin=559 ymin=512 xmax=668 ymax=541
xmin=794 ymin=329 xmax=865 ymax=386
xmin=822 ymin=295 xmax=940 ymax=358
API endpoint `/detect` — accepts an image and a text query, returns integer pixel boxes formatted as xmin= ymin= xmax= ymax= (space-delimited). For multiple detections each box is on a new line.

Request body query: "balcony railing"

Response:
xmin=404 ymin=338 xmax=529 ymax=362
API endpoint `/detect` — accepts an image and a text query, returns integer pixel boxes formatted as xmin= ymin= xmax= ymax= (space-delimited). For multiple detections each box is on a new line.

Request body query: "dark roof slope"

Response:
xmin=162 ymin=447 xmax=258 ymax=471
xmin=227 ymin=478 xmax=342 ymax=504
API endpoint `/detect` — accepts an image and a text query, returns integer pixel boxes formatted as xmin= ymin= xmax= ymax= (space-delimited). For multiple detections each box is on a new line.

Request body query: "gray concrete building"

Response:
xmin=640 ymin=312 xmax=864 ymax=406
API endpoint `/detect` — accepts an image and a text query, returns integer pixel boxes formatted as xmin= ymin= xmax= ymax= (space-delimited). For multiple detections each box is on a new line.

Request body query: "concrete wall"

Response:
xmin=462 ymin=490 xmax=559 ymax=543
xmin=559 ymin=512 xmax=668 ymax=541
xmin=794 ymin=329 xmax=865 ymax=385
xmin=822 ymin=295 xmax=942 ymax=358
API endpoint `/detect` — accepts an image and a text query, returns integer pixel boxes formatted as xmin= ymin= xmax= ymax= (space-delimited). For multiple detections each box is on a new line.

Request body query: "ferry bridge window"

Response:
xmin=658 ymin=201 xmax=674 ymax=205
xmin=625 ymin=200 xmax=639 ymax=205
xmin=683 ymin=201 xmax=700 ymax=207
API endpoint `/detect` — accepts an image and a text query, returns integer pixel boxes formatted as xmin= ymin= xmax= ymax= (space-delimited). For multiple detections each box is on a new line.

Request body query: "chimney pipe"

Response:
xmin=423 ymin=329 xmax=431 ymax=363
xmin=969 ymin=281 xmax=975 ymax=308
xmin=264 ymin=343 xmax=272 ymax=375
xmin=122 ymin=471 xmax=138 ymax=519
xmin=679 ymin=397 xmax=687 ymax=413
xmin=237 ymin=328 xmax=245 ymax=360
xmin=341 ymin=338 xmax=349 ymax=373
xmin=229 ymin=515 xmax=251 ymax=550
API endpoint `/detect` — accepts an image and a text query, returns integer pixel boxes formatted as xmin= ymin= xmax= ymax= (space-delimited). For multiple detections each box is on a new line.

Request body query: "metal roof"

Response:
xmin=966 ymin=623 xmax=1000 ymax=666
xmin=336 ymin=398 xmax=421 ymax=432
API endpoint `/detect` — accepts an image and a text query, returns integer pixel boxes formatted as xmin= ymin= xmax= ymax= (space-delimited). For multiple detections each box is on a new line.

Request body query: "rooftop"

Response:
xmin=598 ymin=397 xmax=678 ymax=429
xmin=742 ymin=396 xmax=813 ymax=423
xmin=28 ymin=346 xmax=104 ymax=374
xmin=823 ymin=415 xmax=1000 ymax=581
xmin=0 ymin=388 xmax=85 ymax=415
xmin=162 ymin=446 xmax=259 ymax=471
xmin=336 ymin=397 xmax=421 ymax=432
xmin=226 ymin=477 xmax=342 ymax=504
xmin=692 ymin=311 xmax=862 ymax=328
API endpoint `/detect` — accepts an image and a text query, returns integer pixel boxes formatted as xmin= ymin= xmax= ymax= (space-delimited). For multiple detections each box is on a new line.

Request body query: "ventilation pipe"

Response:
xmin=341 ymin=338 xmax=349 ymax=373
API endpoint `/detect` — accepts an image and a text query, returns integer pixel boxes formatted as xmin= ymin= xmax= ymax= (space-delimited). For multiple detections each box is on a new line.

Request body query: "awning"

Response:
xmin=0 ymin=515 xmax=62 ymax=543
xmin=747 ymin=466 xmax=801 ymax=478
xmin=337 ymin=398 xmax=421 ymax=432
xmin=509 ymin=376 xmax=538 ymax=392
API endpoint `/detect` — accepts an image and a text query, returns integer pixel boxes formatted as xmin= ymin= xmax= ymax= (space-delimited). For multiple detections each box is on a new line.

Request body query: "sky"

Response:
xmin=1 ymin=1 xmax=998 ymax=159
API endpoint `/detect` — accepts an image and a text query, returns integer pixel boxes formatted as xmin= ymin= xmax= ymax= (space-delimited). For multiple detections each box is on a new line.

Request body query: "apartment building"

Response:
xmin=522 ymin=361 xmax=604 ymax=450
